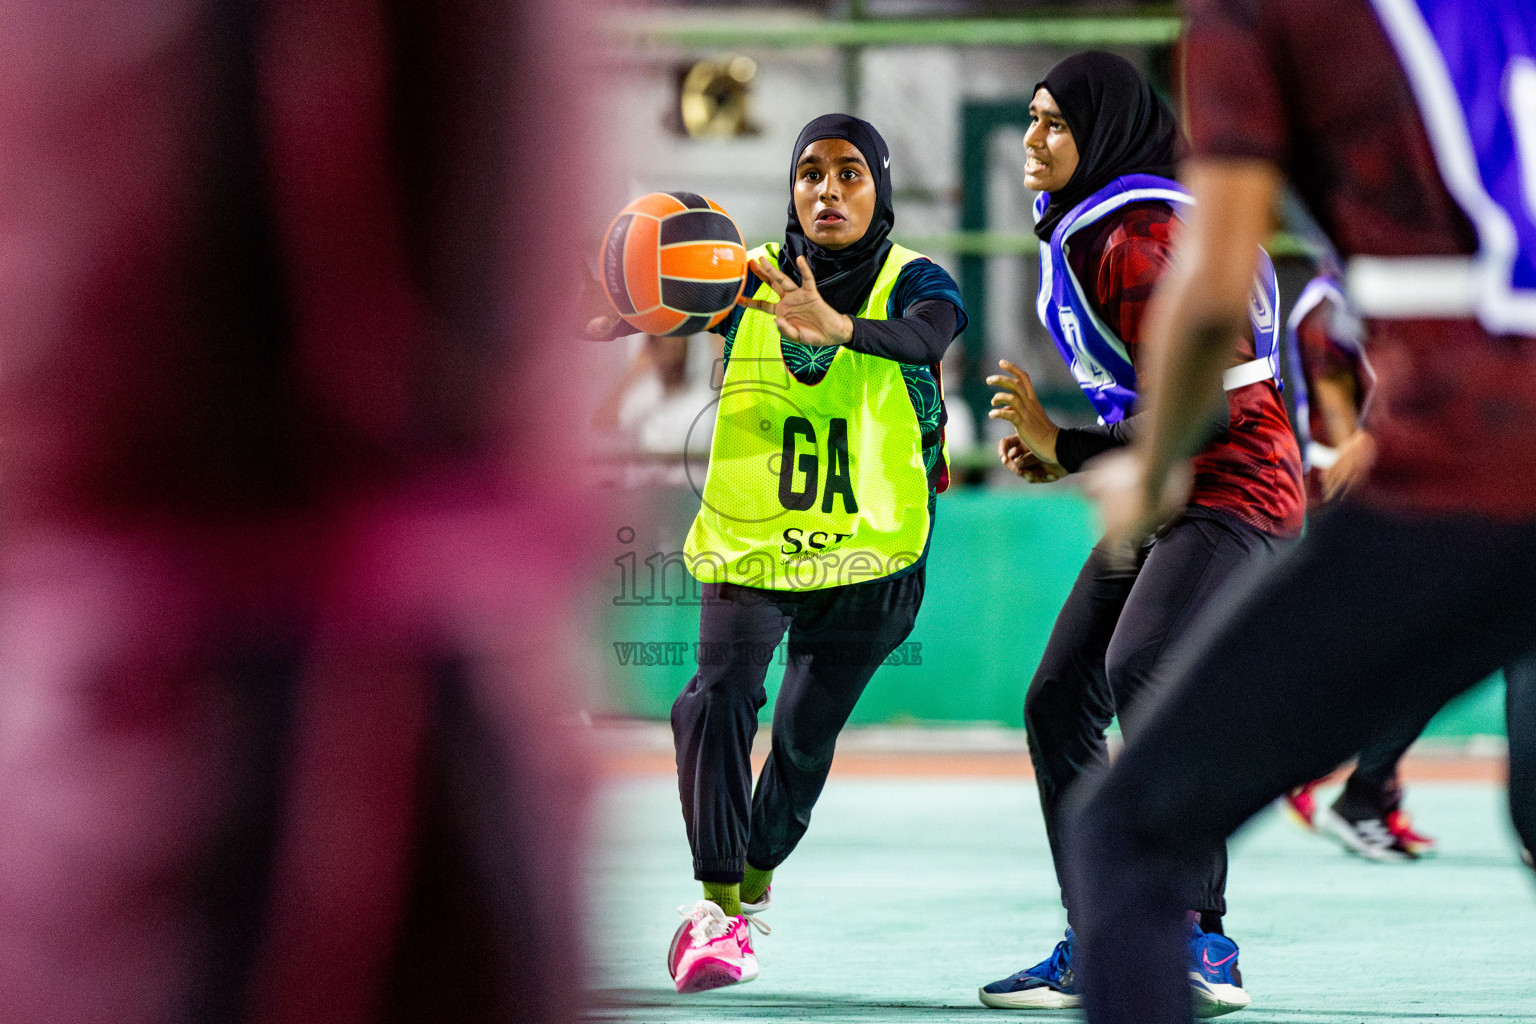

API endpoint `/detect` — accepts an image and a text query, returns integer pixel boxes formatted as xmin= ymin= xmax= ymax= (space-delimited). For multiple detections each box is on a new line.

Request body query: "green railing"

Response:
xmin=608 ymin=11 xmax=1184 ymax=50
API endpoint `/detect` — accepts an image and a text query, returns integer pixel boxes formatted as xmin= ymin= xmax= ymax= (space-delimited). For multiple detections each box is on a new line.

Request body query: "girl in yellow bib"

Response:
xmin=663 ymin=114 xmax=967 ymax=993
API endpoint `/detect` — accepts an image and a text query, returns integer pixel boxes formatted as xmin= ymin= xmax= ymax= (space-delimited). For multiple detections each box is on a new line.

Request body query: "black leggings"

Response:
xmin=1025 ymin=506 xmax=1289 ymax=922
xmin=1333 ymin=702 xmax=1438 ymax=818
xmin=1339 ymin=659 xmax=1531 ymax=819
xmin=671 ymin=569 xmax=924 ymax=882
xmin=1068 ymin=500 xmax=1536 ymax=1024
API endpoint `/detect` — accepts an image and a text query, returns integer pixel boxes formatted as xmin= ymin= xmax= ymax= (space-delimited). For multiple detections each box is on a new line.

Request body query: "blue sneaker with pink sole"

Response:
xmin=1188 ymin=922 xmax=1251 ymax=1018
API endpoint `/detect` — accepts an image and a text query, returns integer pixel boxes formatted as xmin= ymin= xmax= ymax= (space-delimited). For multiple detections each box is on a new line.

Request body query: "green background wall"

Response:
xmin=592 ymin=487 xmax=1506 ymax=737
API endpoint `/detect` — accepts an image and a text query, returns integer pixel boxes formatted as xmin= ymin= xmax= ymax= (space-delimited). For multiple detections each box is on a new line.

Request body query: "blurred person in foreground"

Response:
xmin=1066 ymin=3 xmax=1536 ymax=1022
xmin=0 ymin=2 xmax=595 ymax=1023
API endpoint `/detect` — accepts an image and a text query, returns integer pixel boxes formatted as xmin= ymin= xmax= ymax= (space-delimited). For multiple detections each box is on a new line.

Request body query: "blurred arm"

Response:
xmin=1131 ymin=159 xmax=1283 ymax=520
xmin=1310 ymin=371 xmax=1361 ymax=445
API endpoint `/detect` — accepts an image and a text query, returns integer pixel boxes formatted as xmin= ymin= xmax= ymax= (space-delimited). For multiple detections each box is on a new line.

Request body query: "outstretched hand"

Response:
xmin=987 ymin=359 xmax=1061 ymax=466
xmin=737 ymin=255 xmax=854 ymax=347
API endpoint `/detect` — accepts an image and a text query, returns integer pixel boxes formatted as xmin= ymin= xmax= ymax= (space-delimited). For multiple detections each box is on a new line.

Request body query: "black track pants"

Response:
xmin=1025 ymin=506 xmax=1289 ymax=922
xmin=671 ymin=569 xmax=925 ymax=883
xmin=1067 ymin=500 xmax=1536 ymax=1024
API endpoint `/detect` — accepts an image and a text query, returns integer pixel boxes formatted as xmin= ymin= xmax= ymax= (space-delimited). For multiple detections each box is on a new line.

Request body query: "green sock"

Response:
xmin=741 ymin=864 xmax=774 ymax=905
xmin=702 ymin=881 xmax=741 ymax=917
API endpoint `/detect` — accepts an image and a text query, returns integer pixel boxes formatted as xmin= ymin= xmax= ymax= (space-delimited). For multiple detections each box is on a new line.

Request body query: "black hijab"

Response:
xmin=780 ymin=113 xmax=896 ymax=315
xmin=1032 ymin=51 xmax=1185 ymax=241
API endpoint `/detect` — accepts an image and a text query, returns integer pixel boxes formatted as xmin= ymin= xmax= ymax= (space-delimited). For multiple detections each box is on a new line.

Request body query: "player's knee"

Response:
xmin=1022 ymin=679 xmax=1048 ymax=734
xmin=780 ymin=741 xmax=833 ymax=775
xmin=1023 ymin=672 xmax=1075 ymax=740
xmin=671 ymin=666 xmax=764 ymax=721
xmin=1103 ymin=642 xmax=1155 ymax=711
xmin=769 ymin=716 xmax=838 ymax=774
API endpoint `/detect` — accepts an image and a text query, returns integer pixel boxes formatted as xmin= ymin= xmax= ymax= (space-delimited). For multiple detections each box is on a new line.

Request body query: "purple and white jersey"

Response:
xmin=1357 ymin=0 xmax=1536 ymax=335
xmin=1035 ymin=173 xmax=1281 ymax=424
xmin=1284 ymin=274 xmax=1370 ymax=471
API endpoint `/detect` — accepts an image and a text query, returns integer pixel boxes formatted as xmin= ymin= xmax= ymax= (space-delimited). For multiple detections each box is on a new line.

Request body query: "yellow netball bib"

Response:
xmin=683 ymin=243 xmax=932 ymax=591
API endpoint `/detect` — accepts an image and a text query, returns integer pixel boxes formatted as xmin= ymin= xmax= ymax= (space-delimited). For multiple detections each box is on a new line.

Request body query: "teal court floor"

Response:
xmin=586 ymin=774 xmax=1535 ymax=1023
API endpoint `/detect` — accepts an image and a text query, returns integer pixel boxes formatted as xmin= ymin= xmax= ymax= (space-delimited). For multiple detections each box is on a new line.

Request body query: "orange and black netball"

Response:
xmin=600 ymin=191 xmax=748 ymax=336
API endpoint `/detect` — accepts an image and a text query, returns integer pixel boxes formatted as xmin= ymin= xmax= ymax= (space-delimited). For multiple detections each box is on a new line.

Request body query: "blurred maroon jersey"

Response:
xmin=0 ymin=2 xmax=598 ymax=1023
xmin=1185 ymin=0 xmax=1536 ymax=519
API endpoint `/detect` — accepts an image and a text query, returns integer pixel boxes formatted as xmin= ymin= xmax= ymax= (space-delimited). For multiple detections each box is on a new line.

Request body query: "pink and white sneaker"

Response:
xmin=667 ymin=899 xmax=767 ymax=994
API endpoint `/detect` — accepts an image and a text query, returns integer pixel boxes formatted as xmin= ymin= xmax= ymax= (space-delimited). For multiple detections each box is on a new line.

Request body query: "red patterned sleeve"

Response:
xmin=1083 ymin=205 xmax=1178 ymax=374
xmin=1064 ymin=201 xmax=1301 ymax=534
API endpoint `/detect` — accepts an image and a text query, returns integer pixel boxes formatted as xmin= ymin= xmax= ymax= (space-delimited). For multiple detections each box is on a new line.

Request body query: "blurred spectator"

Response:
xmin=595 ymin=333 xmax=722 ymax=454
xmin=943 ymin=390 xmax=977 ymax=456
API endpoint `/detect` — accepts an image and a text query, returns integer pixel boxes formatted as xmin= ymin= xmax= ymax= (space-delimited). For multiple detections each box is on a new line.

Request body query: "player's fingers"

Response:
xmin=998 ymin=358 xmax=1031 ymax=384
xmin=753 ymin=256 xmax=796 ymax=293
xmin=737 ymin=296 xmax=778 ymax=314
xmin=999 ymin=360 xmax=1040 ymax=398
xmin=795 ymin=256 xmax=820 ymax=293
xmin=584 ymin=315 xmax=624 ymax=340
xmin=987 ymin=407 xmax=1021 ymax=427
xmin=985 ymin=374 xmax=1024 ymax=397
xmin=746 ymin=260 xmax=785 ymax=301
xmin=776 ymin=316 xmax=800 ymax=341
